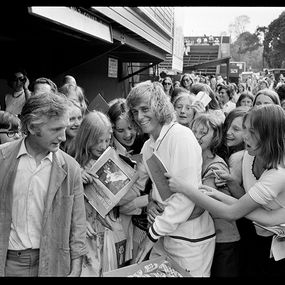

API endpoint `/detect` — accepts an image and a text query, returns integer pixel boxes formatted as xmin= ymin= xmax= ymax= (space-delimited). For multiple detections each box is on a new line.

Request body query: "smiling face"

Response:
xmin=66 ymin=104 xmax=83 ymax=138
xmin=130 ymin=95 xmax=162 ymax=140
xmin=191 ymin=121 xmax=213 ymax=151
xmin=226 ymin=116 xmax=244 ymax=147
xmin=174 ymin=94 xmax=195 ymax=127
xmin=114 ymin=115 xmax=137 ymax=147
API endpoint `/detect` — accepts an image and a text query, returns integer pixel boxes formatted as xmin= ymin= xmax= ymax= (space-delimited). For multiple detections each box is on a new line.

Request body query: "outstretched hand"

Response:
xmin=199 ymin=184 xmax=228 ymax=201
xmin=164 ymin=172 xmax=189 ymax=195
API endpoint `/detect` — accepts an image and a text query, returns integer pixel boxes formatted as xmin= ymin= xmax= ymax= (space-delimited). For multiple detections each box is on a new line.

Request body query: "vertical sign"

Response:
xmin=108 ymin=57 xmax=118 ymax=78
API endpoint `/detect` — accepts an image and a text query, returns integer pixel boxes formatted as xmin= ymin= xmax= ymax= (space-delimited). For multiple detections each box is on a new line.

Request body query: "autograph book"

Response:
xmin=84 ymin=146 xmax=139 ymax=217
xmin=146 ymin=153 xmax=173 ymax=201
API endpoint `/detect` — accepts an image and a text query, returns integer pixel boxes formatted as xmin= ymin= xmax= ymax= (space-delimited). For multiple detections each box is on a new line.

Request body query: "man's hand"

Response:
xmin=67 ymin=256 xmax=83 ymax=277
xmin=147 ymin=200 xmax=165 ymax=224
xmin=135 ymin=235 xmax=155 ymax=263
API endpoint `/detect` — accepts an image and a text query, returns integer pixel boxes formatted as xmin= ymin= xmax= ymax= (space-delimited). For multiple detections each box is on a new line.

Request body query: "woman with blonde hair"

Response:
xmin=69 ymin=110 xmax=114 ymax=276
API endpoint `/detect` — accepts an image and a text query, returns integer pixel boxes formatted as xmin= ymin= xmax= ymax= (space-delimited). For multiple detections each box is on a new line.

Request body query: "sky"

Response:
xmin=175 ymin=7 xmax=284 ymax=37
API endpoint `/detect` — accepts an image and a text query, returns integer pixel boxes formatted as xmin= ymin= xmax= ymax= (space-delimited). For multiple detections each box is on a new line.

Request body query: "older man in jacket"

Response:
xmin=0 ymin=92 xmax=87 ymax=276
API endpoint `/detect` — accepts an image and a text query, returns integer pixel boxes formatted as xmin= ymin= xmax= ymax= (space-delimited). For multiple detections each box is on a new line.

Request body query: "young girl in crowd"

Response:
xmin=173 ymin=91 xmax=196 ymax=128
xmin=253 ymin=88 xmax=280 ymax=106
xmin=236 ymin=92 xmax=254 ymax=108
xmin=60 ymin=99 xmax=83 ymax=153
xmin=107 ymin=98 xmax=149 ymax=262
xmin=191 ymin=113 xmax=240 ymax=277
xmin=217 ymin=106 xmax=250 ymax=165
xmin=216 ymin=106 xmax=253 ymax=276
xmin=165 ymin=104 xmax=285 ymax=277
xmin=69 ymin=110 xmax=113 ymax=276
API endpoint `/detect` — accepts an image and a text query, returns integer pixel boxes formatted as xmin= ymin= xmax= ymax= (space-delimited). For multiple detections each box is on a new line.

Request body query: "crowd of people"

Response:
xmin=1 ymin=66 xmax=285 ymax=277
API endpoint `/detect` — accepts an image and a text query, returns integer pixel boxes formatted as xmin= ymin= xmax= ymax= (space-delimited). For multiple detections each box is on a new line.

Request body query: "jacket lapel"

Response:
xmin=42 ymin=151 xmax=67 ymax=227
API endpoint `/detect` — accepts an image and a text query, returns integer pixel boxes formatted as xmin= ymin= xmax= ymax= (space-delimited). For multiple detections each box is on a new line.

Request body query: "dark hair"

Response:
xmin=171 ymin=86 xmax=189 ymax=104
xmin=236 ymin=91 xmax=254 ymax=107
xmin=107 ymin=98 xmax=128 ymax=125
xmin=217 ymin=106 xmax=249 ymax=163
xmin=7 ymin=67 xmax=28 ymax=88
xmin=276 ymin=84 xmax=285 ymax=102
xmin=180 ymin=73 xmax=193 ymax=89
xmin=243 ymin=104 xmax=285 ymax=169
xmin=218 ymin=85 xmax=232 ymax=99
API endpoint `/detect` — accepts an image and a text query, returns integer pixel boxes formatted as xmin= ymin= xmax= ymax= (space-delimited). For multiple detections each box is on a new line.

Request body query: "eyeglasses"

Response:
xmin=0 ymin=130 xmax=21 ymax=138
xmin=163 ymin=82 xmax=172 ymax=86
xmin=13 ymin=77 xmax=25 ymax=82
xmin=183 ymin=78 xmax=191 ymax=82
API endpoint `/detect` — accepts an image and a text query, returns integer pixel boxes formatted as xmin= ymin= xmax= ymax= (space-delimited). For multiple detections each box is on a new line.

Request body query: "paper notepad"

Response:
xmin=146 ymin=153 xmax=173 ymax=201
xmin=192 ymin=91 xmax=212 ymax=107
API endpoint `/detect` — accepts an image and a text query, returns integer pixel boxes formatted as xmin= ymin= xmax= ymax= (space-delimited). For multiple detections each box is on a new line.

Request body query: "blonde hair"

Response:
xmin=71 ymin=110 xmax=112 ymax=167
xmin=126 ymin=81 xmax=175 ymax=130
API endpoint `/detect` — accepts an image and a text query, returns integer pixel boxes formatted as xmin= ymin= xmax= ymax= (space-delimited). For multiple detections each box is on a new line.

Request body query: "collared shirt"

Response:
xmin=8 ymin=139 xmax=53 ymax=250
xmin=222 ymin=100 xmax=236 ymax=115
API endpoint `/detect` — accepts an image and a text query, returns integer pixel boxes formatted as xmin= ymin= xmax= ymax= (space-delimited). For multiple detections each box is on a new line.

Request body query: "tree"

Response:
xmin=229 ymin=15 xmax=250 ymax=40
xmin=263 ymin=11 xmax=285 ymax=68
xmin=230 ymin=31 xmax=263 ymax=71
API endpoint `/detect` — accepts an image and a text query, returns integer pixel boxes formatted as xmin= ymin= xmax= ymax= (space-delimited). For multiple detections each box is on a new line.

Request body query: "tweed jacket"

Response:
xmin=0 ymin=138 xmax=87 ymax=276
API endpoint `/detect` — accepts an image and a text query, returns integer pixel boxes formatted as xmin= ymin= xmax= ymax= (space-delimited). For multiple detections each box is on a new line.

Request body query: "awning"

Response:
xmin=183 ymin=56 xmax=231 ymax=70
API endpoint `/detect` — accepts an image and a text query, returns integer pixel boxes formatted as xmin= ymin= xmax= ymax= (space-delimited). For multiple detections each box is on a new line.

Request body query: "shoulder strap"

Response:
xmin=156 ymin=122 xmax=176 ymax=151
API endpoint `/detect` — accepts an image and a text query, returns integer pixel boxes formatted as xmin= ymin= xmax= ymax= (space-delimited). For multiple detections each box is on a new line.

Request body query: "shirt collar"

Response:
xmin=149 ymin=121 xmax=175 ymax=150
xmin=17 ymin=138 xmax=53 ymax=162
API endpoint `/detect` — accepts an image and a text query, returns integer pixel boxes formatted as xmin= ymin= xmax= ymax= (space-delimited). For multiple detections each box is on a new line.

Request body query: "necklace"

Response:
xmin=12 ymin=90 xmax=24 ymax=98
xmin=251 ymin=156 xmax=265 ymax=180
